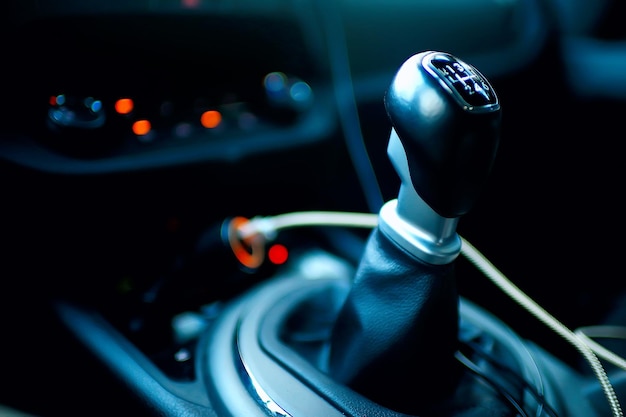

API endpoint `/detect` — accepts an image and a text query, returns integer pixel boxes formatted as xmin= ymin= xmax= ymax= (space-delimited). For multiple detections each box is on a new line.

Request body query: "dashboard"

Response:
xmin=2 ymin=3 xmax=332 ymax=172
xmin=1 ymin=0 xmax=548 ymax=172
xmin=2 ymin=0 xmax=626 ymax=416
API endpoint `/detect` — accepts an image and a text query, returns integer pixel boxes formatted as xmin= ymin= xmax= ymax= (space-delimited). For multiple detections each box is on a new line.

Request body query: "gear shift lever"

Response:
xmin=328 ymin=51 xmax=501 ymax=414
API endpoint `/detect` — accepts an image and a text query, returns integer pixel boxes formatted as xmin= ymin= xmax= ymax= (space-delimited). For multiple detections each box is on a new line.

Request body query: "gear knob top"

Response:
xmin=384 ymin=51 xmax=501 ymax=219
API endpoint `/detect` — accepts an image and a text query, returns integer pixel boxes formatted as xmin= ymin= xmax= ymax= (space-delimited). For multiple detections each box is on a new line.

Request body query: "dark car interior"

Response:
xmin=2 ymin=0 xmax=626 ymax=416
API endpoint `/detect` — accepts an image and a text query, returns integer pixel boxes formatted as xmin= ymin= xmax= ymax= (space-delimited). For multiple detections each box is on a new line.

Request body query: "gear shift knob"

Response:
xmin=329 ymin=51 xmax=501 ymax=414
xmin=381 ymin=51 xmax=501 ymax=264
xmin=385 ymin=51 xmax=500 ymax=217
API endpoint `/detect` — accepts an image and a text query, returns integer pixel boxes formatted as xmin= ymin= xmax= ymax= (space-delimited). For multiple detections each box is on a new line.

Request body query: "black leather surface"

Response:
xmin=328 ymin=228 xmax=461 ymax=414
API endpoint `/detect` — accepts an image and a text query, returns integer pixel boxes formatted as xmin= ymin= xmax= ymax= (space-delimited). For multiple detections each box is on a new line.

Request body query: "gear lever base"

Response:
xmin=328 ymin=228 xmax=460 ymax=413
xmin=201 ymin=250 xmax=556 ymax=417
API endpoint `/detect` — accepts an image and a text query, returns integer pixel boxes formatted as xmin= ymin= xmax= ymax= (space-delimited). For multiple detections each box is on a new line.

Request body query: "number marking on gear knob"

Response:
xmin=423 ymin=52 xmax=500 ymax=113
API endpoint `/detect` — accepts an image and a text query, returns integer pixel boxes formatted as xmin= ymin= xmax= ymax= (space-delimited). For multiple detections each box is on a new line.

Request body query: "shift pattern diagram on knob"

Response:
xmin=424 ymin=52 xmax=499 ymax=111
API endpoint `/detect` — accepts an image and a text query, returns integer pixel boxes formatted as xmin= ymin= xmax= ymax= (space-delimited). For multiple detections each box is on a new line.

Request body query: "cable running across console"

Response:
xmin=574 ymin=326 xmax=626 ymax=371
xmin=237 ymin=210 xmax=624 ymax=417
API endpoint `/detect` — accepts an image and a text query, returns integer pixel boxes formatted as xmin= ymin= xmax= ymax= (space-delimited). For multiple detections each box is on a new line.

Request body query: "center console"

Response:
xmin=55 ymin=50 xmax=626 ymax=417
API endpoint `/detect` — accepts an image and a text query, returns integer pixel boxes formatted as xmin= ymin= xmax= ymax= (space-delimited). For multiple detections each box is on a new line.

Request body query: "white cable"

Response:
xmin=237 ymin=210 xmax=624 ymax=417
xmin=575 ymin=326 xmax=626 ymax=371
xmin=460 ymin=237 xmax=623 ymax=417
xmin=238 ymin=211 xmax=378 ymax=240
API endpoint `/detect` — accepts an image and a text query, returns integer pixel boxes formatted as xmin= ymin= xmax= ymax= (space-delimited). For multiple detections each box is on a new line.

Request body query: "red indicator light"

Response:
xmin=115 ymin=98 xmax=134 ymax=114
xmin=201 ymin=110 xmax=222 ymax=128
xmin=182 ymin=0 xmax=200 ymax=8
xmin=49 ymin=96 xmax=57 ymax=106
xmin=133 ymin=120 xmax=151 ymax=136
xmin=268 ymin=244 xmax=289 ymax=265
xmin=166 ymin=217 xmax=181 ymax=233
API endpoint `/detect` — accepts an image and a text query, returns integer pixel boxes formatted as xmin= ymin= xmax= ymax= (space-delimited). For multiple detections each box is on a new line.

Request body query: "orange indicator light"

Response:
xmin=115 ymin=98 xmax=134 ymax=114
xmin=201 ymin=110 xmax=222 ymax=128
xmin=268 ymin=244 xmax=289 ymax=265
xmin=132 ymin=119 xmax=151 ymax=136
xmin=227 ymin=217 xmax=264 ymax=270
